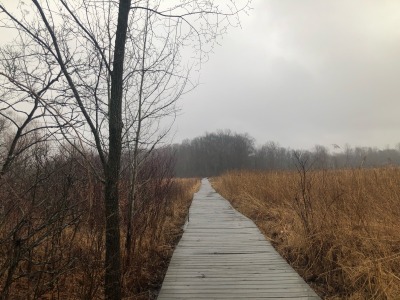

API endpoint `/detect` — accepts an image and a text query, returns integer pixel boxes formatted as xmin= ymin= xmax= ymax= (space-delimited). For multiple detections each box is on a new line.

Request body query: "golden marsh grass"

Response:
xmin=212 ymin=168 xmax=400 ymax=299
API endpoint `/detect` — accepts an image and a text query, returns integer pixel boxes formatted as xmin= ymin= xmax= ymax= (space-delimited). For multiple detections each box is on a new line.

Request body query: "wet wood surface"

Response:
xmin=158 ymin=179 xmax=320 ymax=299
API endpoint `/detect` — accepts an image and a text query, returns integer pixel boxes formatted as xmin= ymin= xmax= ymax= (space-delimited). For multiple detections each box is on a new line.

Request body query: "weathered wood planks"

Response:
xmin=158 ymin=179 xmax=320 ymax=299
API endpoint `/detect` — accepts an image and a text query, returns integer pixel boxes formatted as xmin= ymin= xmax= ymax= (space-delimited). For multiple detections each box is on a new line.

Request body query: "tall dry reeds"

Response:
xmin=0 ymin=144 xmax=200 ymax=299
xmin=121 ymin=177 xmax=200 ymax=299
xmin=213 ymin=167 xmax=400 ymax=299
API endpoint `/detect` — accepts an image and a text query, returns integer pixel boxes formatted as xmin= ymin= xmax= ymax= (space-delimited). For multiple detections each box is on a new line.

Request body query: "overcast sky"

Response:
xmin=1 ymin=1 xmax=399 ymax=150
xmin=171 ymin=0 xmax=400 ymax=150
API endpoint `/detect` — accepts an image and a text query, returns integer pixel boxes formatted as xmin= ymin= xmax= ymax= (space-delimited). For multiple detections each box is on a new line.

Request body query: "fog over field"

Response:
xmin=172 ymin=0 xmax=400 ymax=150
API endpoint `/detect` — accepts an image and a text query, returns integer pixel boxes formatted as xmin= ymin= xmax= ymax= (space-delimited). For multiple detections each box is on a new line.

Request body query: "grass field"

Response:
xmin=212 ymin=168 xmax=400 ymax=299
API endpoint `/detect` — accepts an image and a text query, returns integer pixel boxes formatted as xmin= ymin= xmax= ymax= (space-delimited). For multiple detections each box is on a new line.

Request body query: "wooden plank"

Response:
xmin=158 ymin=179 xmax=320 ymax=299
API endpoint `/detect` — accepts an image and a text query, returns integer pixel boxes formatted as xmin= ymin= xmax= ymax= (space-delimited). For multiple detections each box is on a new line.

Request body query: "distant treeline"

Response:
xmin=168 ymin=130 xmax=400 ymax=177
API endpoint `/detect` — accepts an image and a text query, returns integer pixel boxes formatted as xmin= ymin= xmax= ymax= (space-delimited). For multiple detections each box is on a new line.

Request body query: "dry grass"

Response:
xmin=0 ymin=177 xmax=200 ymax=299
xmin=212 ymin=168 xmax=400 ymax=299
xmin=121 ymin=178 xmax=200 ymax=299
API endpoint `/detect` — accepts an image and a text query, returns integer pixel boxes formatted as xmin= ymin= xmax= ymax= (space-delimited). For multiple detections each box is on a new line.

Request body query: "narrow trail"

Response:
xmin=158 ymin=178 xmax=320 ymax=299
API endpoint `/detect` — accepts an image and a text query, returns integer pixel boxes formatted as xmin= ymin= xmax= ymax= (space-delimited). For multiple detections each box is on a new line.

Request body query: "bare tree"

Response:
xmin=0 ymin=1 xmax=250 ymax=298
xmin=121 ymin=0 xmax=193 ymax=255
xmin=0 ymin=43 xmax=72 ymax=176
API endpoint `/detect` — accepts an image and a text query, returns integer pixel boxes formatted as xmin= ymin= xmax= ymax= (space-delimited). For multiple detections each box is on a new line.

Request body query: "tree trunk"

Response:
xmin=104 ymin=0 xmax=131 ymax=299
xmin=104 ymin=177 xmax=122 ymax=300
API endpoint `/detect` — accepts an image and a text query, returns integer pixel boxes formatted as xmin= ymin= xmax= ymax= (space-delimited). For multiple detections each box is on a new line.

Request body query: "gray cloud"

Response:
xmin=1 ymin=0 xmax=398 ymax=149
xmin=173 ymin=0 xmax=400 ymax=149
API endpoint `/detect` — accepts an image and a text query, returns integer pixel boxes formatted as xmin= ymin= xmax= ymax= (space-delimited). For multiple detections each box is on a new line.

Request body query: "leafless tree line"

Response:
xmin=171 ymin=130 xmax=400 ymax=177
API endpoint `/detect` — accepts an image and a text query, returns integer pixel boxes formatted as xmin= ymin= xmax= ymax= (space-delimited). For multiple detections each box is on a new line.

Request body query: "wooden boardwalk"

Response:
xmin=158 ymin=179 xmax=320 ymax=299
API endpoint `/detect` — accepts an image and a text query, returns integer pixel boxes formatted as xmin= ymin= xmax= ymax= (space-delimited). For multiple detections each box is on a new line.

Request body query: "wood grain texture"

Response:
xmin=158 ymin=179 xmax=320 ymax=299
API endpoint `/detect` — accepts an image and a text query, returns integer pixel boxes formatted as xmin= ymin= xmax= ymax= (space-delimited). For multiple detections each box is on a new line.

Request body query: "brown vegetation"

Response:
xmin=212 ymin=168 xmax=400 ymax=299
xmin=0 ymin=146 xmax=199 ymax=299
xmin=121 ymin=177 xmax=200 ymax=299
